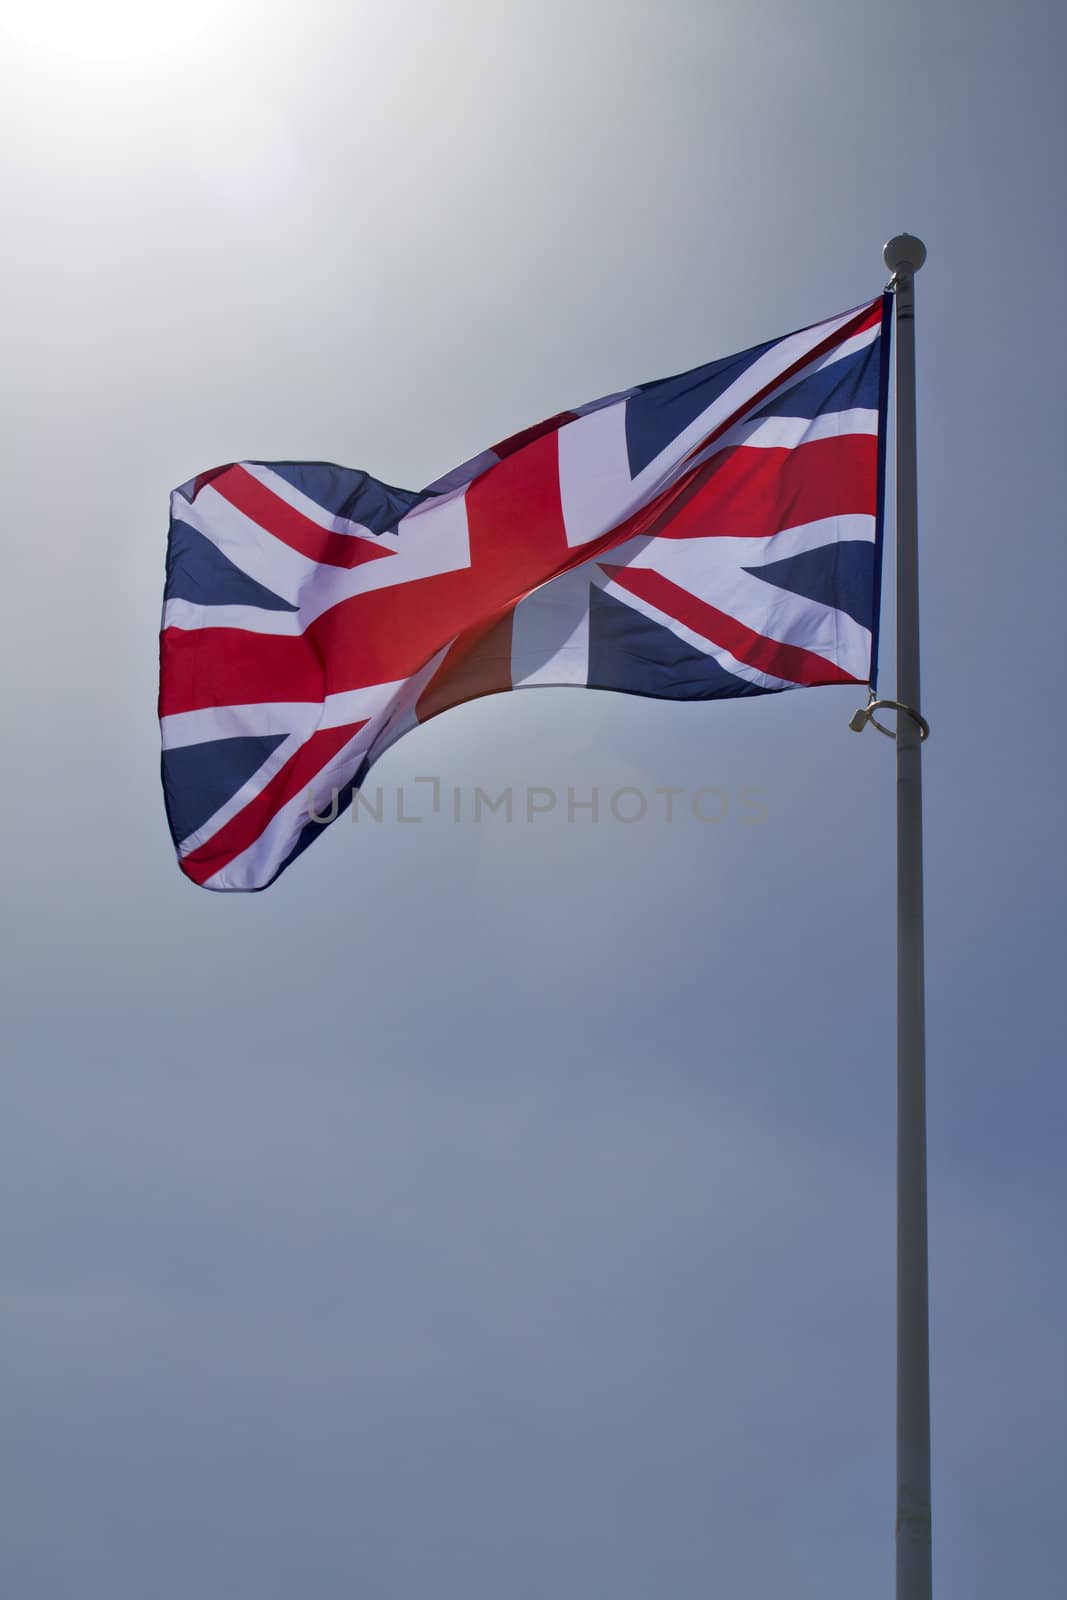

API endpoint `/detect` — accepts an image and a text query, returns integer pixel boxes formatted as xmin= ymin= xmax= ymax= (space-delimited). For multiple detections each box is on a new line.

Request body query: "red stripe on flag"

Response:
xmin=211 ymin=467 xmax=396 ymax=570
xmin=179 ymin=722 xmax=365 ymax=886
xmin=159 ymin=626 xmax=322 ymax=715
xmin=599 ymin=565 xmax=860 ymax=687
xmin=845 ymin=301 xmax=883 ymax=337
xmin=650 ymin=435 xmax=877 ymax=541
xmin=464 ymin=428 xmax=572 ymax=590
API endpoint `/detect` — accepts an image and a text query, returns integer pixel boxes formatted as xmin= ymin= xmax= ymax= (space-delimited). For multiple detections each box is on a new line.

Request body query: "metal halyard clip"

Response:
xmin=849 ymin=691 xmax=930 ymax=742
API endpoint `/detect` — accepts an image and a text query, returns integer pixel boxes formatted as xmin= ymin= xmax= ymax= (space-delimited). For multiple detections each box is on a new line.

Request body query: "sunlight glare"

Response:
xmin=1 ymin=0 xmax=253 ymax=78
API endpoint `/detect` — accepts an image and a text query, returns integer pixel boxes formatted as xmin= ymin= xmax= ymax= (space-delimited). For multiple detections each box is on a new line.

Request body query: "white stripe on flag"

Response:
xmin=162 ymin=599 xmax=304 ymax=636
xmin=705 ymin=407 xmax=879 ymax=456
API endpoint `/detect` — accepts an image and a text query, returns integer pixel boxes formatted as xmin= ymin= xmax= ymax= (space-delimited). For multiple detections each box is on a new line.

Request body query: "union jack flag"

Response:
xmin=160 ymin=295 xmax=890 ymax=891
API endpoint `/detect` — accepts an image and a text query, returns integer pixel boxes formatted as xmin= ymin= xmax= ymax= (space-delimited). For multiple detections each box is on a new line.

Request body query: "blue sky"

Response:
xmin=2 ymin=2 xmax=1065 ymax=1595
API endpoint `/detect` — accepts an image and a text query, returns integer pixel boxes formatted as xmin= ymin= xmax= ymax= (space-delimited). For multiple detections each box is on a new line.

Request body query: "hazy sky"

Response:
xmin=2 ymin=3 xmax=1065 ymax=1596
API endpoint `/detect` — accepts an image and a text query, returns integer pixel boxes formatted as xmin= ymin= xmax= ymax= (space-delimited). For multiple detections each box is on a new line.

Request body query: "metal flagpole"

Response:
xmin=883 ymin=232 xmax=931 ymax=1600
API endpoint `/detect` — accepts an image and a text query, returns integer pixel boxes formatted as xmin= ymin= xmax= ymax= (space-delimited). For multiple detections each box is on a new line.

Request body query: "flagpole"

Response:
xmin=883 ymin=232 xmax=931 ymax=1600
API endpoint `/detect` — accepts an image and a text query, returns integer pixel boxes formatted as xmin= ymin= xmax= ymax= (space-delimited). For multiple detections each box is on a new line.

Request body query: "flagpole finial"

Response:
xmin=883 ymin=234 xmax=927 ymax=274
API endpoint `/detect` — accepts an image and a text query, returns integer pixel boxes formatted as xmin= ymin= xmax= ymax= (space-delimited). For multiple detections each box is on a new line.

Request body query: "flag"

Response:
xmin=159 ymin=294 xmax=890 ymax=891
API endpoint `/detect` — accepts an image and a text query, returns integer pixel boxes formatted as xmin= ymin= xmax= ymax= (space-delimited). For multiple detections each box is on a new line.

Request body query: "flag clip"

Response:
xmin=849 ymin=694 xmax=929 ymax=741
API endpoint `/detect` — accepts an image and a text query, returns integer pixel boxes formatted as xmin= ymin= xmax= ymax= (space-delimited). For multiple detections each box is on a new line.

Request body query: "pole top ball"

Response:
xmin=883 ymin=234 xmax=927 ymax=274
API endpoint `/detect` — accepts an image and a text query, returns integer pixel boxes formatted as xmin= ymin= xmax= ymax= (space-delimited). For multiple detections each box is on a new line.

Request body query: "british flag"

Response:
xmin=160 ymin=294 xmax=890 ymax=891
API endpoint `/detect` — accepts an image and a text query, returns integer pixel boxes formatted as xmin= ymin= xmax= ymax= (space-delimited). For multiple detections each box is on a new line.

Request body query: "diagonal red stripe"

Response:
xmin=212 ymin=467 xmax=396 ymax=570
xmin=599 ymin=565 xmax=860 ymax=687
xmin=192 ymin=464 xmax=231 ymax=499
xmin=179 ymin=722 xmax=365 ymax=886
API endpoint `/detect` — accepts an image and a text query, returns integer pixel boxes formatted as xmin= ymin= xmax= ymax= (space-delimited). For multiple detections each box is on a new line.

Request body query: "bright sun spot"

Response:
xmin=1 ymin=0 xmax=251 ymax=77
